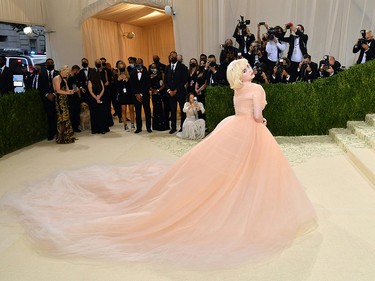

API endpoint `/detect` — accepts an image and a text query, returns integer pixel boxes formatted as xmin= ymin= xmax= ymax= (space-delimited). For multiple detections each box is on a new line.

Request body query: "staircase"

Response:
xmin=330 ymin=114 xmax=375 ymax=186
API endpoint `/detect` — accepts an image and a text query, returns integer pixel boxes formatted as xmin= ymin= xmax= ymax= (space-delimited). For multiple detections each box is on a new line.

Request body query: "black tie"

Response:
xmin=33 ymin=76 xmax=37 ymax=89
xmin=48 ymin=71 xmax=52 ymax=86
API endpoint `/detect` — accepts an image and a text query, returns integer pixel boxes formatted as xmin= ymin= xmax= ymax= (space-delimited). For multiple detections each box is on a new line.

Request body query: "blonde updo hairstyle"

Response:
xmin=226 ymin=58 xmax=249 ymax=90
xmin=59 ymin=65 xmax=70 ymax=75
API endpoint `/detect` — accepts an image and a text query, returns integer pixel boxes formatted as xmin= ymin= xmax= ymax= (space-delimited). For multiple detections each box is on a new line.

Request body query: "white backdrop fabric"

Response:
xmin=0 ymin=0 xmax=375 ymax=68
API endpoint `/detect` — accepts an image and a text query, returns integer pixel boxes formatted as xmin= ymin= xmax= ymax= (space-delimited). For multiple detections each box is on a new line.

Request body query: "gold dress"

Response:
xmin=55 ymin=75 xmax=75 ymax=144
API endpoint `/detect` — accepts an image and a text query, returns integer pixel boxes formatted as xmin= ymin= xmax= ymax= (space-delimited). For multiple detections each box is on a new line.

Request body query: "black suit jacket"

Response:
xmin=298 ymin=61 xmax=319 ymax=82
xmin=233 ymin=27 xmax=255 ymax=54
xmin=35 ymin=68 xmax=60 ymax=97
xmin=129 ymin=70 xmax=150 ymax=96
xmin=164 ymin=62 xmax=188 ymax=96
xmin=0 ymin=66 xmax=14 ymax=95
xmin=281 ymin=30 xmax=308 ymax=60
xmin=77 ymin=67 xmax=93 ymax=89
xmin=353 ymin=39 xmax=375 ymax=64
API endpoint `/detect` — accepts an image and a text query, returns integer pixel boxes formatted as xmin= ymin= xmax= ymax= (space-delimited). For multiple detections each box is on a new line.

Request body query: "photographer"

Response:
xmin=353 ymin=30 xmax=375 ymax=64
xmin=233 ymin=16 xmax=255 ymax=55
xmin=252 ymin=62 xmax=269 ymax=84
xmin=282 ymin=23 xmax=308 ymax=81
xmin=297 ymin=54 xmax=319 ymax=82
xmin=265 ymin=26 xmax=287 ymax=77
xmin=319 ymin=55 xmax=342 ymax=77
xmin=243 ymin=41 xmax=266 ymax=67
xmin=219 ymin=39 xmax=238 ymax=65
xmin=270 ymin=57 xmax=293 ymax=83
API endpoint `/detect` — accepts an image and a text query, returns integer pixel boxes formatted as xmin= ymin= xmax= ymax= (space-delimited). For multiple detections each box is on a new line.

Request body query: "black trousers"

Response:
xmin=43 ymin=97 xmax=57 ymax=139
xmin=289 ymin=61 xmax=300 ymax=82
xmin=168 ymin=93 xmax=186 ymax=131
xmin=133 ymin=94 xmax=151 ymax=131
xmin=103 ymin=88 xmax=114 ymax=127
xmin=110 ymin=85 xmax=121 ymax=118
xmin=68 ymin=94 xmax=81 ymax=131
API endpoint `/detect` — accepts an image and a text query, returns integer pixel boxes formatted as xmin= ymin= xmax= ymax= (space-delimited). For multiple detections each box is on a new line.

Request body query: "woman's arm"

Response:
xmin=198 ymin=102 xmax=205 ymax=114
xmin=53 ymin=76 xmax=72 ymax=95
xmin=183 ymin=102 xmax=191 ymax=113
xmin=252 ymin=88 xmax=266 ymax=123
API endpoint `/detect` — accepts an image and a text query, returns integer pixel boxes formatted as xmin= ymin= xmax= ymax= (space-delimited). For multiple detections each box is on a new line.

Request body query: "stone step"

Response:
xmin=347 ymin=121 xmax=375 ymax=150
xmin=329 ymin=128 xmax=375 ymax=186
xmin=365 ymin=113 xmax=375 ymax=126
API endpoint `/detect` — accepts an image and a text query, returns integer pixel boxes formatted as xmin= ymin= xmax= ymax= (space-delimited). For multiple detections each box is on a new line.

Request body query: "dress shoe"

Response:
xmin=74 ymin=129 xmax=81 ymax=133
xmin=147 ymin=129 xmax=152 ymax=133
xmin=178 ymin=129 xmax=183 ymax=132
xmin=134 ymin=129 xmax=142 ymax=134
xmin=169 ymin=129 xmax=176 ymax=134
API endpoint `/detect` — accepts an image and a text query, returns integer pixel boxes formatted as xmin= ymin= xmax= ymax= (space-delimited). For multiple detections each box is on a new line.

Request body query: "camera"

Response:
xmin=357 ymin=29 xmax=367 ymax=46
xmin=322 ymin=55 xmax=330 ymax=71
xmin=267 ymin=27 xmax=279 ymax=41
xmin=285 ymin=22 xmax=294 ymax=29
xmin=238 ymin=15 xmax=250 ymax=35
xmin=300 ymin=61 xmax=310 ymax=71
xmin=275 ymin=58 xmax=285 ymax=76
xmin=253 ymin=62 xmax=264 ymax=76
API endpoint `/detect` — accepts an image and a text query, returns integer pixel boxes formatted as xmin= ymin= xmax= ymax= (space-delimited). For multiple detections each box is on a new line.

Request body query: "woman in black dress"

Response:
xmin=115 ymin=61 xmax=134 ymax=131
xmin=195 ymin=65 xmax=207 ymax=106
xmin=150 ymin=63 xmax=167 ymax=131
xmin=52 ymin=65 xmax=75 ymax=144
xmin=187 ymin=58 xmax=198 ymax=94
xmin=87 ymin=59 xmax=109 ymax=134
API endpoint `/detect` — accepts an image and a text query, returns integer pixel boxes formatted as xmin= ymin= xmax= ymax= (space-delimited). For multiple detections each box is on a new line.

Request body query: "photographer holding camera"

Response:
xmin=297 ymin=54 xmax=319 ymax=82
xmin=265 ymin=25 xmax=287 ymax=77
xmin=270 ymin=57 xmax=293 ymax=83
xmin=252 ymin=62 xmax=269 ymax=84
xmin=319 ymin=55 xmax=342 ymax=77
xmin=243 ymin=41 xmax=266 ymax=67
xmin=219 ymin=39 xmax=238 ymax=65
xmin=353 ymin=30 xmax=375 ymax=64
xmin=282 ymin=23 xmax=308 ymax=81
xmin=233 ymin=16 xmax=255 ymax=55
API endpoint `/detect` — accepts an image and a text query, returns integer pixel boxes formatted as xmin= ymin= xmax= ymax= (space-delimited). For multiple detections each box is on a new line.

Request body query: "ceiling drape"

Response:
xmin=0 ymin=0 xmax=45 ymax=25
xmin=81 ymin=17 xmax=175 ymax=68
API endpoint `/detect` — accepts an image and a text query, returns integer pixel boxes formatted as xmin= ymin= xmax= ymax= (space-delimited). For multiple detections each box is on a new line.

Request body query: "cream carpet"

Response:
xmin=1 ymin=121 xmax=375 ymax=281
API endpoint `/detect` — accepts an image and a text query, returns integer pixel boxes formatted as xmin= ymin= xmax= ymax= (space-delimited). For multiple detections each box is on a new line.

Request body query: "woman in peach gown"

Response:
xmin=1 ymin=59 xmax=316 ymax=267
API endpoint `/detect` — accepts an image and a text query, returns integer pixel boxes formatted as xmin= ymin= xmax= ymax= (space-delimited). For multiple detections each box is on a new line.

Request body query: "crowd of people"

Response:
xmin=1 ymin=22 xmax=374 ymax=143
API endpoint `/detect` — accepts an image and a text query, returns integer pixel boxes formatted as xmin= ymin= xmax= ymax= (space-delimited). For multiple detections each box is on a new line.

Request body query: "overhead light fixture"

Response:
xmin=23 ymin=26 xmax=33 ymax=35
xmin=123 ymin=32 xmax=135 ymax=39
xmin=164 ymin=5 xmax=175 ymax=16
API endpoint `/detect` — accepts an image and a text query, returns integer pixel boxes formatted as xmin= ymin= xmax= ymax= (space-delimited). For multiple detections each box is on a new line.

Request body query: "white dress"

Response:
xmin=177 ymin=102 xmax=206 ymax=140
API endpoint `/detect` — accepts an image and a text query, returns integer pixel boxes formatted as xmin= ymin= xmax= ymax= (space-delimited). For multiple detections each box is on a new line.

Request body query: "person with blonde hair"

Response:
xmin=3 ymin=59 xmax=317 ymax=267
xmin=52 ymin=65 xmax=76 ymax=144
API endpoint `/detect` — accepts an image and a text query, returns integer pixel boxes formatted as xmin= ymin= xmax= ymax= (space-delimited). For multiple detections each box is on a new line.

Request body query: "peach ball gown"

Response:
xmin=1 ymin=83 xmax=316 ymax=267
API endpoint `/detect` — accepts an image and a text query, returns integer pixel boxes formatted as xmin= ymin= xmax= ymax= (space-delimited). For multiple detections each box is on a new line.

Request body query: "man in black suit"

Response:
xmin=353 ymin=30 xmax=375 ymax=64
xmin=233 ymin=25 xmax=255 ymax=56
xmin=26 ymin=66 xmax=41 ymax=90
xmin=38 ymin=58 xmax=59 ymax=140
xmin=164 ymin=51 xmax=188 ymax=134
xmin=0 ymin=55 xmax=14 ymax=95
xmin=297 ymin=54 xmax=319 ymax=82
xmin=77 ymin=58 xmax=93 ymax=104
xmin=281 ymin=24 xmax=308 ymax=81
xmin=129 ymin=62 xmax=152 ymax=133
xmin=319 ymin=55 xmax=343 ymax=77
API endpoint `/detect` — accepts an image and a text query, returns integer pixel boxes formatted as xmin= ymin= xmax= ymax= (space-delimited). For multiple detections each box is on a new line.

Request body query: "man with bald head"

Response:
xmin=353 ymin=30 xmax=375 ymax=64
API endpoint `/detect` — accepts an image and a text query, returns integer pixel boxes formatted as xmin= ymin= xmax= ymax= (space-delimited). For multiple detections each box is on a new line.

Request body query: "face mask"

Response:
xmin=95 ymin=63 xmax=102 ymax=68
xmin=151 ymin=68 xmax=157 ymax=74
xmin=46 ymin=64 xmax=54 ymax=71
xmin=135 ymin=64 xmax=143 ymax=70
xmin=102 ymin=63 xmax=106 ymax=67
xmin=82 ymin=62 xmax=88 ymax=68
xmin=170 ymin=57 xmax=177 ymax=63
xmin=119 ymin=68 xmax=125 ymax=72
xmin=190 ymin=63 xmax=197 ymax=67
xmin=153 ymin=58 xmax=160 ymax=63
xmin=33 ymin=69 xmax=40 ymax=74
xmin=129 ymin=63 xmax=135 ymax=68
xmin=262 ymin=36 xmax=267 ymax=41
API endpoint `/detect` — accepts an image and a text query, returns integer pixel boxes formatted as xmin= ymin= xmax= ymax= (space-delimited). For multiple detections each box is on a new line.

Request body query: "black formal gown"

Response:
xmin=150 ymin=73 xmax=167 ymax=131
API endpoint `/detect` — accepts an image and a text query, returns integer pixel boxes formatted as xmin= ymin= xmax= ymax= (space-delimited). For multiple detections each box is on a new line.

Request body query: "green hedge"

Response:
xmin=206 ymin=60 xmax=375 ymax=136
xmin=0 ymin=90 xmax=47 ymax=157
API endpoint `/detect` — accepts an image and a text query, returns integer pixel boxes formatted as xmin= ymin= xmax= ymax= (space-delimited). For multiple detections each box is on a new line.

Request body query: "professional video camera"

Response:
xmin=237 ymin=15 xmax=251 ymax=36
xmin=357 ymin=29 xmax=367 ymax=46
